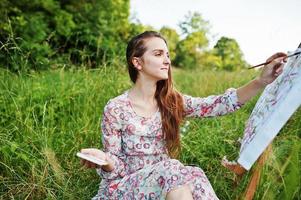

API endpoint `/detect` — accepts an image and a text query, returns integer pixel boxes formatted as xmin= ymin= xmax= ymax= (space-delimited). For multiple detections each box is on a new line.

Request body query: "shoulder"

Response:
xmin=104 ymin=90 xmax=129 ymax=112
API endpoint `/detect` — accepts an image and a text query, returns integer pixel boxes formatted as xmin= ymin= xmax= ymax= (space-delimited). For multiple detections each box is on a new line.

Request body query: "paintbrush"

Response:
xmin=248 ymin=51 xmax=301 ymax=69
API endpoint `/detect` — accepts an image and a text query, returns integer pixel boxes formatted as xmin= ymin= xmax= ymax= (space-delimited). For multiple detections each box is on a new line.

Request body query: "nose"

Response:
xmin=163 ymin=55 xmax=171 ymax=66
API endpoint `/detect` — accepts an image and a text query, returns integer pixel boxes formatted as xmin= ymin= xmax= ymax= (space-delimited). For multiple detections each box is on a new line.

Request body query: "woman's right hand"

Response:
xmin=80 ymin=148 xmax=113 ymax=171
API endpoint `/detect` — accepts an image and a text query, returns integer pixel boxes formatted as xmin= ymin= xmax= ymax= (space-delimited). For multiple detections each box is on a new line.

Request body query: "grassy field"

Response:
xmin=0 ymin=66 xmax=300 ymax=199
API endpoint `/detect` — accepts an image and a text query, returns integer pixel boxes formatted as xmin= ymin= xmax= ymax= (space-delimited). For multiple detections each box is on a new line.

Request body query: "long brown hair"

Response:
xmin=126 ymin=31 xmax=184 ymax=158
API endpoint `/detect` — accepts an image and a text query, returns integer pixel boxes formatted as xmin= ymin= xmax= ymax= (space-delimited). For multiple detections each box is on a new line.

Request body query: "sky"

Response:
xmin=130 ymin=0 xmax=301 ymax=65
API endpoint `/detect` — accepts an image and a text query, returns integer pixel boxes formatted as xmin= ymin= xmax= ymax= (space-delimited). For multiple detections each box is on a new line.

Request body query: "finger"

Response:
xmin=275 ymin=56 xmax=286 ymax=62
xmin=283 ymin=57 xmax=288 ymax=62
xmin=85 ymin=162 xmax=91 ymax=168
xmin=267 ymin=52 xmax=287 ymax=62
xmin=266 ymin=52 xmax=287 ymax=62
xmin=84 ymin=161 xmax=92 ymax=168
xmin=272 ymin=61 xmax=283 ymax=69
xmin=81 ymin=160 xmax=90 ymax=167
xmin=87 ymin=162 xmax=98 ymax=168
xmin=90 ymin=163 xmax=97 ymax=168
xmin=274 ymin=64 xmax=284 ymax=76
xmin=275 ymin=67 xmax=284 ymax=77
xmin=80 ymin=148 xmax=90 ymax=154
xmin=275 ymin=72 xmax=281 ymax=77
xmin=270 ymin=57 xmax=285 ymax=67
xmin=275 ymin=70 xmax=283 ymax=76
xmin=276 ymin=64 xmax=284 ymax=73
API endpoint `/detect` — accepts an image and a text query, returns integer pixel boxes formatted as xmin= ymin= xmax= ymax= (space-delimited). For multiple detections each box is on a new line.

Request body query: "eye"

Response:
xmin=155 ymin=52 xmax=162 ymax=56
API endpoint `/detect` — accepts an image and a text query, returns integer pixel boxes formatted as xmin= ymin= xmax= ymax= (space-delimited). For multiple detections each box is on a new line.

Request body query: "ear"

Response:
xmin=132 ymin=57 xmax=142 ymax=71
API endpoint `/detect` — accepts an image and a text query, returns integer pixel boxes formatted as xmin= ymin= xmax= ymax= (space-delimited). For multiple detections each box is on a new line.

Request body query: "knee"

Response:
xmin=166 ymin=185 xmax=193 ymax=200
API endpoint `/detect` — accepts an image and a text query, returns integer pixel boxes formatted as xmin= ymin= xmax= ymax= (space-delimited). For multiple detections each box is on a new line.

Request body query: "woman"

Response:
xmin=80 ymin=31 xmax=286 ymax=200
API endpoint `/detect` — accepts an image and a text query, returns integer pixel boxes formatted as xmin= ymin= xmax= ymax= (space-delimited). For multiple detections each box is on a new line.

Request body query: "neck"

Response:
xmin=130 ymin=78 xmax=157 ymax=104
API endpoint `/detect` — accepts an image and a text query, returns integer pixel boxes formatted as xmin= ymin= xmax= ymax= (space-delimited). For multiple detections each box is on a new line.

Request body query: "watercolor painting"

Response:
xmin=237 ymin=48 xmax=301 ymax=170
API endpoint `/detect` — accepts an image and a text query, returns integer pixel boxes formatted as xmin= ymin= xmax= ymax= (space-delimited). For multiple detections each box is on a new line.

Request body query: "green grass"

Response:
xmin=0 ymin=66 xmax=300 ymax=199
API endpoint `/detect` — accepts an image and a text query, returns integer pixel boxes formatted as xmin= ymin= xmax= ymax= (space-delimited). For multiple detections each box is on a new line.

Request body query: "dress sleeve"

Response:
xmin=183 ymin=88 xmax=243 ymax=118
xmin=96 ymin=100 xmax=126 ymax=180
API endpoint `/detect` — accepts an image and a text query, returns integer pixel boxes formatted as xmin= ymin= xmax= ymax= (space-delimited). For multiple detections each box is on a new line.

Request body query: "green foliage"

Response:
xmin=54 ymin=10 xmax=76 ymax=37
xmin=0 ymin=0 xmax=131 ymax=72
xmin=174 ymin=31 xmax=208 ymax=69
xmin=198 ymin=51 xmax=223 ymax=70
xmin=174 ymin=12 xmax=210 ymax=69
xmin=159 ymin=26 xmax=180 ymax=62
xmin=178 ymin=12 xmax=210 ymax=37
xmin=0 ymin=2 xmax=250 ymax=72
xmin=213 ymin=36 xmax=249 ymax=71
xmin=63 ymin=0 xmax=131 ymax=65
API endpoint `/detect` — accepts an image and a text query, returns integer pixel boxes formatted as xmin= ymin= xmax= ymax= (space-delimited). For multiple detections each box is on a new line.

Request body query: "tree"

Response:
xmin=159 ymin=26 xmax=179 ymax=62
xmin=178 ymin=11 xmax=209 ymax=37
xmin=213 ymin=36 xmax=248 ymax=71
xmin=199 ymin=51 xmax=223 ymax=70
xmin=174 ymin=12 xmax=210 ymax=69
xmin=0 ymin=0 xmax=131 ymax=71
xmin=62 ymin=0 xmax=131 ymax=66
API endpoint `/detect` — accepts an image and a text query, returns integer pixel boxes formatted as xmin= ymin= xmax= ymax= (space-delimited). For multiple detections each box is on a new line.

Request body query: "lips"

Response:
xmin=160 ymin=68 xmax=168 ymax=70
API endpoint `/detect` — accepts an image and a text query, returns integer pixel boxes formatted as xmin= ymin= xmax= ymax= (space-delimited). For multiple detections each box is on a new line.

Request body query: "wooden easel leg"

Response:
xmin=242 ymin=144 xmax=272 ymax=200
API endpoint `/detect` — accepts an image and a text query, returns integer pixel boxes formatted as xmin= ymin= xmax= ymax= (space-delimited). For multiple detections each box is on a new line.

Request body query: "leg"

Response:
xmin=166 ymin=185 xmax=193 ymax=200
xmin=185 ymin=166 xmax=219 ymax=200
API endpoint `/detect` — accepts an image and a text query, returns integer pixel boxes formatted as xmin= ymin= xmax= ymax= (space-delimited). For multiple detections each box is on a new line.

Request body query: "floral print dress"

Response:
xmin=92 ymin=88 xmax=242 ymax=200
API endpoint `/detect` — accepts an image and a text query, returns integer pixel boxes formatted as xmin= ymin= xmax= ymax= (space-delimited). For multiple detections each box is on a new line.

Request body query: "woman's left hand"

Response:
xmin=257 ymin=52 xmax=287 ymax=86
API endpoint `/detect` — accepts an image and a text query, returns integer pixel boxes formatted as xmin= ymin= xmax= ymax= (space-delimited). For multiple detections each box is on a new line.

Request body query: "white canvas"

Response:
xmin=237 ymin=48 xmax=301 ymax=170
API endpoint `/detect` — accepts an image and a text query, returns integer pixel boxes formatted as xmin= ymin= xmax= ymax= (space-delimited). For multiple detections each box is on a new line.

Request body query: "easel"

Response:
xmin=222 ymin=141 xmax=273 ymax=200
xmin=223 ymin=43 xmax=301 ymax=199
xmin=241 ymin=144 xmax=272 ymax=200
xmin=242 ymin=43 xmax=301 ymax=199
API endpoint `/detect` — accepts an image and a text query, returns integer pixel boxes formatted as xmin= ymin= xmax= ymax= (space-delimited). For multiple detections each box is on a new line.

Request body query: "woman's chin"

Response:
xmin=157 ymin=76 xmax=169 ymax=81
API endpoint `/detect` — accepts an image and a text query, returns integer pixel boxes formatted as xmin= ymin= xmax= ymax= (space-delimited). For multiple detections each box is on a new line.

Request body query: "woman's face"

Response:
xmin=135 ymin=37 xmax=171 ymax=81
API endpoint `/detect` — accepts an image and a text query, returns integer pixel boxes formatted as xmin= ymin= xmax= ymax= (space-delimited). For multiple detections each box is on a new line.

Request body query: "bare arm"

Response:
xmin=237 ymin=52 xmax=287 ymax=104
xmin=236 ymin=78 xmax=266 ymax=104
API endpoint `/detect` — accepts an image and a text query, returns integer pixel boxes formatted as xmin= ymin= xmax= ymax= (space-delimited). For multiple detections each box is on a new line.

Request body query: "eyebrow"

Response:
xmin=152 ymin=49 xmax=169 ymax=54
